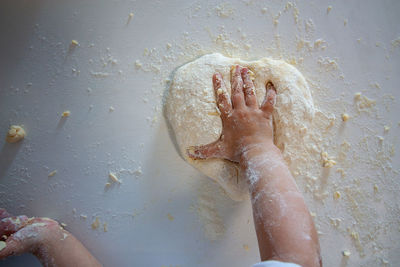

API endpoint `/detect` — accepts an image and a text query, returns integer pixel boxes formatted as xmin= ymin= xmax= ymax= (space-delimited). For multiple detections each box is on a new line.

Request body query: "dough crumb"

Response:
xmin=48 ymin=170 xmax=57 ymax=177
xmin=6 ymin=125 xmax=26 ymax=143
xmin=103 ymin=223 xmax=108 ymax=232
xmin=333 ymin=191 xmax=341 ymax=200
xmin=321 ymin=152 xmax=336 ymax=168
xmin=127 ymin=12 xmax=134 ymax=24
xmin=243 ymin=244 xmax=249 ymax=251
xmin=80 ymin=214 xmax=87 ymax=220
xmin=91 ymin=217 xmax=100 ymax=230
xmin=109 ymin=172 xmax=121 ymax=184
xmin=342 ymin=113 xmax=350 ymax=121
xmin=135 ymin=60 xmax=142 ymax=69
xmin=342 ymin=250 xmax=351 ymax=257
xmin=62 ymin=110 xmax=71 ymax=117
xmin=71 ymin=40 xmax=79 ymax=47
xmin=109 ymin=106 xmax=115 ymax=112
xmin=167 ymin=213 xmax=174 ymax=221
xmin=373 ymin=184 xmax=379 ymax=193
xmin=383 ymin=125 xmax=390 ymax=133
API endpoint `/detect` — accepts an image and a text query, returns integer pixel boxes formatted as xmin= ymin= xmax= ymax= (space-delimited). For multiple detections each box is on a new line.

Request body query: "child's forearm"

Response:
xmin=34 ymin=228 xmax=101 ymax=267
xmin=240 ymin=145 xmax=321 ymax=267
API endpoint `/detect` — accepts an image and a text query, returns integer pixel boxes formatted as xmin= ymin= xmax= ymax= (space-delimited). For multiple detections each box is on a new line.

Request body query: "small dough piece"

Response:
xmin=127 ymin=12 xmax=134 ymax=24
xmin=6 ymin=125 xmax=26 ymax=143
xmin=71 ymin=40 xmax=79 ymax=46
xmin=62 ymin=110 xmax=71 ymax=117
xmin=321 ymin=152 xmax=336 ymax=168
xmin=342 ymin=250 xmax=351 ymax=257
xmin=91 ymin=217 xmax=100 ymax=230
xmin=166 ymin=53 xmax=315 ymax=201
xmin=109 ymin=172 xmax=121 ymax=184
xmin=48 ymin=170 xmax=57 ymax=177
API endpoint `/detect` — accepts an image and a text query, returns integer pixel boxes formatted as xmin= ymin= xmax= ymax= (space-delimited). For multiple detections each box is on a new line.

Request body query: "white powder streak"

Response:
xmin=13 ymin=222 xmax=46 ymax=241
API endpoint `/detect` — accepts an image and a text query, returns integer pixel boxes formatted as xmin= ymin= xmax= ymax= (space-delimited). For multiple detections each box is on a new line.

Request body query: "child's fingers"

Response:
xmin=0 ymin=236 xmax=27 ymax=259
xmin=0 ymin=209 xmax=11 ymax=220
xmin=0 ymin=216 xmax=29 ymax=237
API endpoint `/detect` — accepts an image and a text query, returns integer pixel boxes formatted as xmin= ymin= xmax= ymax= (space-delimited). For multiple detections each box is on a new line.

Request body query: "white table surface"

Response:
xmin=0 ymin=0 xmax=399 ymax=266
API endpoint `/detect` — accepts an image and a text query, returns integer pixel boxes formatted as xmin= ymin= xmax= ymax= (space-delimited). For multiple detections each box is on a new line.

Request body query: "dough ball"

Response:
xmin=6 ymin=125 xmax=26 ymax=143
xmin=166 ymin=53 xmax=315 ymax=201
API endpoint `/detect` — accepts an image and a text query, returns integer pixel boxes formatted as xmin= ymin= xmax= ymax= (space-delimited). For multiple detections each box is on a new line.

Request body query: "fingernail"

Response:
xmin=266 ymin=82 xmax=276 ymax=91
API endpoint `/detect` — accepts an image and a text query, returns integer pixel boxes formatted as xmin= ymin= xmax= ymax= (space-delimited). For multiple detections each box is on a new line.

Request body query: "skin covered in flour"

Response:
xmin=0 ymin=208 xmax=100 ymax=267
xmin=188 ymin=65 xmax=322 ymax=267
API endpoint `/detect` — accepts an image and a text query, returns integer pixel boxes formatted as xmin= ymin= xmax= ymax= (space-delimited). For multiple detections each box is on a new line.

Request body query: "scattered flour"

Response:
xmin=193 ymin=181 xmax=225 ymax=240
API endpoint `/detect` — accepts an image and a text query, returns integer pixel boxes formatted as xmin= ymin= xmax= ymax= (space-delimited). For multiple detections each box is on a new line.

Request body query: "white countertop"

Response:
xmin=0 ymin=0 xmax=399 ymax=266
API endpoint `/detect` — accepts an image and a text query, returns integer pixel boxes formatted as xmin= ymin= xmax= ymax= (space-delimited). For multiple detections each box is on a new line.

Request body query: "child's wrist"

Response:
xmin=239 ymin=142 xmax=280 ymax=165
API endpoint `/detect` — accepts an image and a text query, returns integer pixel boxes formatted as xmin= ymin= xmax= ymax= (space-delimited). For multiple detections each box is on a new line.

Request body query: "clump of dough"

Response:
xmin=6 ymin=125 xmax=26 ymax=143
xmin=62 ymin=110 xmax=71 ymax=117
xmin=91 ymin=217 xmax=100 ymax=230
xmin=166 ymin=53 xmax=315 ymax=201
xmin=342 ymin=250 xmax=351 ymax=257
xmin=321 ymin=151 xmax=336 ymax=168
xmin=341 ymin=113 xmax=350 ymax=121
xmin=333 ymin=191 xmax=341 ymax=199
xmin=71 ymin=40 xmax=79 ymax=46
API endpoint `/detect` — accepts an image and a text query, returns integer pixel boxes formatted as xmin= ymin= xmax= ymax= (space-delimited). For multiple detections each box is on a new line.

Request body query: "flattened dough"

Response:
xmin=166 ymin=53 xmax=315 ymax=201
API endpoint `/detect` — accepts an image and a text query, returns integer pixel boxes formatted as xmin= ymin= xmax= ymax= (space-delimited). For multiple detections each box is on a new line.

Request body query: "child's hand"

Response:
xmin=0 ymin=208 xmax=62 ymax=259
xmin=187 ymin=65 xmax=277 ymax=163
